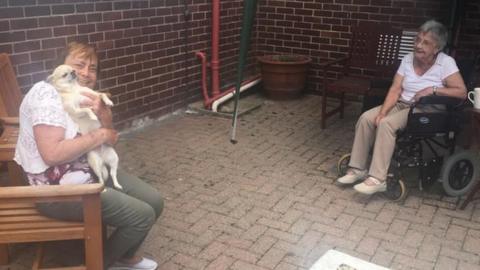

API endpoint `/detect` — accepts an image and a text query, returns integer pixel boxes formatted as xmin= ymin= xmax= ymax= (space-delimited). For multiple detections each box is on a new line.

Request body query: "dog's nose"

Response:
xmin=70 ymin=71 xmax=76 ymax=79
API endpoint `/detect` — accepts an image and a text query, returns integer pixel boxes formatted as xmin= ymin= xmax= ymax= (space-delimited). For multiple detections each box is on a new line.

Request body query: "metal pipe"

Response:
xmin=212 ymin=77 xmax=261 ymax=112
xmin=195 ymin=51 xmax=209 ymax=107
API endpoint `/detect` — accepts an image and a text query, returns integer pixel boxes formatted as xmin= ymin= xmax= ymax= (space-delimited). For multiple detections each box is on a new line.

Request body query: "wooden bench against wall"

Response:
xmin=0 ymin=53 xmax=105 ymax=270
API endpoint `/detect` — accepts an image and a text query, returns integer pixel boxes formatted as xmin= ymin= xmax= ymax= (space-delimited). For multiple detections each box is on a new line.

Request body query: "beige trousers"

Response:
xmin=349 ymin=102 xmax=411 ymax=181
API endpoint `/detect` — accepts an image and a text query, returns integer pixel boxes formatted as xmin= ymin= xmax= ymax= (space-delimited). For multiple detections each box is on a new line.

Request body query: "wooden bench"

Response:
xmin=0 ymin=183 xmax=104 ymax=270
xmin=0 ymin=53 xmax=105 ymax=269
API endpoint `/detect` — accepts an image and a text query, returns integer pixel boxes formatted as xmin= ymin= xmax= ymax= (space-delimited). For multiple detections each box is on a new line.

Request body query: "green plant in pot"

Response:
xmin=257 ymin=55 xmax=312 ymax=100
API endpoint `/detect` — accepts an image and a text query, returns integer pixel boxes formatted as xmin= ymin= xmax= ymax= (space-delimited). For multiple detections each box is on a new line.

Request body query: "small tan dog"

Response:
xmin=47 ymin=64 xmax=122 ymax=189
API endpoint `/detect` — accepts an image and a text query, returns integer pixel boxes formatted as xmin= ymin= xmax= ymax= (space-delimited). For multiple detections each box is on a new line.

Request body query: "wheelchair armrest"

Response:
xmin=416 ymin=96 xmax=465 ymax=108
xmin=407 ymin=96 xmax=468 ymax=135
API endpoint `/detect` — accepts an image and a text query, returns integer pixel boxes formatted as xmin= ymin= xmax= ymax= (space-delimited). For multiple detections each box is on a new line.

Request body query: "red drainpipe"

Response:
xmin=196 ymin=0 xmax=258 ymax=109
xmin=195 ymin=0 xmax=260 ymax=109
xmin=195 ymin=0 xmax=221 ymax=109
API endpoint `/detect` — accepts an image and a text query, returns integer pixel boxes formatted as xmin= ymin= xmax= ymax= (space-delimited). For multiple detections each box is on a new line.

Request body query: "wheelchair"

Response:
xmin=337 ymin=95 xmax=479 ymax=201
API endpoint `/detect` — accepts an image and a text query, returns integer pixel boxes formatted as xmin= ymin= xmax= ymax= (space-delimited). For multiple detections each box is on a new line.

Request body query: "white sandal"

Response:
xmin=337 ymin=168 xmax=367 ymax=184
xmin=109 ymin=257 xmax=158 ymax=270
xmin=354 ymin=177 xmax=386 ymax=194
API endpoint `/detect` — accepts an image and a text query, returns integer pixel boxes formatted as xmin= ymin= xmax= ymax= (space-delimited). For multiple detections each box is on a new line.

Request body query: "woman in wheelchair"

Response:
xmin=337 ymin=20 xmax=467 ymax=195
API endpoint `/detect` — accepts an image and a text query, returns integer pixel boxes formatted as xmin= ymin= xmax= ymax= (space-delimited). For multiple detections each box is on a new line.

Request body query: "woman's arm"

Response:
xmin=375 ymin=73 xmax=404 ymax=126
xmin=413 ymin=71 xmax=467 ymax=102
xmin=34 ymin=124 xmax=118 ymax=166
xmin=432 ymin=71 xmax=467 ymax=99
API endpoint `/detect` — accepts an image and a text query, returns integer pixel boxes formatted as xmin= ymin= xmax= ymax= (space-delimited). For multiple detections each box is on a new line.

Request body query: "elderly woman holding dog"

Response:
xmin=14 ymin=42 xmax=163 ymax=270
xmin=336 ymin=20 xmax=467 ymax=195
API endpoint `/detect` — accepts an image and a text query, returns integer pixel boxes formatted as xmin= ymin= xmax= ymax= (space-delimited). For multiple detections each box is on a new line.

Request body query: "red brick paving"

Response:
xmin=4 ymin=95 xmax=480 ymax=270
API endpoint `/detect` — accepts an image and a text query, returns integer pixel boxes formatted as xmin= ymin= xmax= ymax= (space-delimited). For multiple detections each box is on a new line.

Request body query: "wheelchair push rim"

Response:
xmin=337 ymin=153 xmax=351 ymax=176
xmin=385 ymin=178 xmax=407 ymax=202
xmin=441 ymin=150 xmax=479 ymax=197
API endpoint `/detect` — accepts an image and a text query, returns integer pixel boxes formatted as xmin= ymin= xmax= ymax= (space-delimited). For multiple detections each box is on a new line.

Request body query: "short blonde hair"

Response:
xmin=66 ymin=41 xmax=97 ymax=62
xmin=57 ymin=41 xmax=99 ymax=71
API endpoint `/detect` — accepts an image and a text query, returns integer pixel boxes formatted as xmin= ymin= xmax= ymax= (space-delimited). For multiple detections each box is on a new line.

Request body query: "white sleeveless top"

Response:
xmin=397 ymin=52 xmax=459 ymax=102
xmin=14 ymin=81 xmax=79 ymax=174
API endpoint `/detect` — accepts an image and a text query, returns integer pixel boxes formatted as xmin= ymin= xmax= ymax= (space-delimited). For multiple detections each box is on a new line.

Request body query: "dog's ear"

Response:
xmin=46 ymin=73 xmax=54 ymax=84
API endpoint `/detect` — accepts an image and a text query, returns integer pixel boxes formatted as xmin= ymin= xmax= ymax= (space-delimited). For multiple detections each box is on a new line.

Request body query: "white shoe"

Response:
xmin=337 ymin=169 xmax=367 ymax=184
xmin=354 ymin=177 xmax=387 ymax=195
xmin=109 ymin=257 xmax=158 ymax=270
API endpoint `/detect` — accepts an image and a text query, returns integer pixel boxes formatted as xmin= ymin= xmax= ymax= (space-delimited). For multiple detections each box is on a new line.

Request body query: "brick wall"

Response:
xmin=255 ymin=0 xmax=479 ymax=94
xmin=0 ymin=0 xmax=253 ymax=129
xmin=0 ymin=0 xmax=478 ymax=128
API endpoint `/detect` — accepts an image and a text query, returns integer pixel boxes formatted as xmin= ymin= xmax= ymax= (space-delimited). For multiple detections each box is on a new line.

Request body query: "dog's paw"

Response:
xmin=102 ymin=96 xmax=114 ymax=107
xmin=104 ymin=99 xmax=114 ymax=107
xmin=114 ymin=182 xmax=123 ymax=189
xmin=89 ymin=112 xmax=99 ymax=121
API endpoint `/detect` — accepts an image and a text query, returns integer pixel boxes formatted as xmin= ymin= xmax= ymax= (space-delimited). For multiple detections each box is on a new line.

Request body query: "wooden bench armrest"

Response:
xmin=0 ymin=117 xmax=19 ymax=126
xmin=0 ymin=183 xmax=104 ymax=200
xmin=319 ymin=56 xmax=350 ymax=70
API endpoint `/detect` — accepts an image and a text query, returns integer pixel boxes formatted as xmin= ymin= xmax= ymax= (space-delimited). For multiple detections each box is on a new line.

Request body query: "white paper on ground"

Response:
xmin=309 ymin=250 xmax=391 ymax=270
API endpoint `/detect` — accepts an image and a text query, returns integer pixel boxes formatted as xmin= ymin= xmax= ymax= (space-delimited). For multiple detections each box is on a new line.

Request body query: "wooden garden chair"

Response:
xmin=319 ymin=22 xmax=403 ymax=128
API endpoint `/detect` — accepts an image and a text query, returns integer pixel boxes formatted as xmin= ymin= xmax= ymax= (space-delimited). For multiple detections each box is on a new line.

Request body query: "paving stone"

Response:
xmin=463 ymin=233 xmax=480 ymax=254
xmin=403 ymin=229 xmax=425 ymax=248
xmin=418 ymin=242 xmax=441 ymax=262
xmin=199 ymin=241 xmax=228 ymax=260
xmin=446 ymin=224 xmax=468 ymax=241
xmin=204 ymin=255 xmax=235 ymax=270
xmin=356 ymin=237 xmax=381 ymax=256
xmin=393 ymin=254 xmax=435 ymax=270
xmin=257 ymin=247 xmax=288 ymax=269
xmin=434 ymin=256 xmax=458 ymax=270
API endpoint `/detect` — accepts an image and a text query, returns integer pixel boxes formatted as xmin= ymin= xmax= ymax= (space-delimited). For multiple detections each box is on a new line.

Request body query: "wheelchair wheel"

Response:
xmin=337 ymin=153 xmax=351 ymax=176
xmin=385 ymin=178 xmax=407 ymax=201
xmin=441 ymin=150 xmax=479 ymax=197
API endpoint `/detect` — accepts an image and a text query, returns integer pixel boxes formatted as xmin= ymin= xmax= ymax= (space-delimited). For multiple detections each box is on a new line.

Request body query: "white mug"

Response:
xmin=468 ymin=88 xmax=480 ymax=109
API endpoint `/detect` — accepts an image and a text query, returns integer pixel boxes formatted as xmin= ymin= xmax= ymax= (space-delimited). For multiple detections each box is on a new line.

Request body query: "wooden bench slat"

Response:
xmin=0 ymin=202 xmax=34 ymax=209
xmin=43 ymin=267 xmax=86 ymax=270
xmin=0 ymin=214 xmax=57 ymax=223
xmin=0 ymin=208 xmax=40 ymax=216
xmin=0 ymin=227 xmax=84 ymax=243
xmin=0 ymin=220 xmax=82 ymax=231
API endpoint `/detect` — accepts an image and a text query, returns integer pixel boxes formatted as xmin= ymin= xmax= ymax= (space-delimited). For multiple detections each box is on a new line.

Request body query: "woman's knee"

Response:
xmin=377 ymin=118 xmax=398 ymax=137
xmin=150 ymin=193 xmax=164 ymax=219
xmin=136 ymin=203 xmax=156 ymax=230
xmin=356 ymin=110 xmax=376 ymax=129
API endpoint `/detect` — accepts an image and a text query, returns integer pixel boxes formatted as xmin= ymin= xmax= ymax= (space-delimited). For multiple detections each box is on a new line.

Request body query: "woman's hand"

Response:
xmin=80 ymin=91 xmax=114 ymax=129
xmin=375 ymin=112 xmax=386 ymax=126
xmin=413 ymin=86 xmax=434 ymax=102
xmin=97 ymin=128 xmax=118 ymax=146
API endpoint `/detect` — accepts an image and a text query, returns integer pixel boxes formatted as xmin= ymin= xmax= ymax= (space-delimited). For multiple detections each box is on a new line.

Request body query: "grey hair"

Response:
xmin=419 ymin=20 xmax=448 ymax=51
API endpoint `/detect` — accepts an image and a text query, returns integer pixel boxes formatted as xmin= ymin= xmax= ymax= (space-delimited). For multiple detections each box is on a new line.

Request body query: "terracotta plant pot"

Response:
xmin=257 ymin=55 xmax=311 ymax=100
